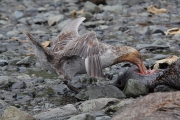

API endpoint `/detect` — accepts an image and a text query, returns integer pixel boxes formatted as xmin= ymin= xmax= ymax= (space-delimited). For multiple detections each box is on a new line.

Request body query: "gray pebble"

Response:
xmin=84 ymin=1 xmax=101 ymax=14
xmin=11 ymin=81 xmax=27 ymax=89
xmin=14 ymin=11 xmax=24 ymax=19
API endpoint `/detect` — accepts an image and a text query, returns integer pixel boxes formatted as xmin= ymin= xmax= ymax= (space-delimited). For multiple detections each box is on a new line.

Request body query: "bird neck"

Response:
xmin=100 ymin=44 xmax=135 ymax=68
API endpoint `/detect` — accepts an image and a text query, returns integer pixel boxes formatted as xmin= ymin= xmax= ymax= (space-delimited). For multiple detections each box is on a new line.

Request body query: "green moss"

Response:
xmin=45 ymin=87 xmax=55 ymax=95
xmin=27 ymin=70 xmax=58 ymax=79
xmin=49 ymin=96 xmax=78 ymax=106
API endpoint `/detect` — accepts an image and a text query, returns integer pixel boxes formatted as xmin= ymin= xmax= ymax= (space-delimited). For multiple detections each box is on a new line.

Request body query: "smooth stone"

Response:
xmin=48 ymin=15 xmax=64 ymax=26
xmin=94 ymin=12 xmax=114 ymax=21
xmin=1 ymin=106 xmax=35 ymax=120
xmin=57 ymin=19 xmax=71 ymax=31
xmin=16 ymin=56 xmax=32 ymax=65
xmin=17 ymin=67 xmax=27 ymax=72
xmin=136 ymin=44 xmax=169 ymax=50
xmin=6 ymin=31 xmax=20 ymax=37
xmin=98 ymin=25 xmax=108 ymax=30
xmin=0 ymin=60 xmax=8 ymax=66
xmin=1 ymin=66 xmax=8 ymax=71
xmin=123 ymin=79 xmax=149 ymax=97
xmin=81 ymin=12 xmax=93 ymax=21
xmin=0 ymin=44 xmax=7 ymax=53
xmin=37 ymin=77 xmax=44 ymax=83
xmin=0 ymin=34 xmax=5 ymax=40
xmin=68 ymin=113 xmax=95 ymax=120
xmin=78 ymin=98 xmax=119 ymax=112
xmin=11 ymin=81 xmax=26 ymax=89
xmin=14 ymin=11 xmax=24 ymax=19
xmin=103 ymin=5 xmax=123 ymax=14
xmin=112 ymin=92 xmax=180 ymax=120
xmin=34 ymin=104 xmax=77 ymax=120
xmin=84 ymin=1 xmax=101 ymax=14
xmin=152 ymin=54 xmax=169 ymax=60
xmin=16 ymin=74 xmax=31 ymax=81
xmin=0 ymin=76 xmax=12 ymax=89
xmin=52 ymin=83 xmax=69 ymax=95
xmin=76 ymin=85 xmax=126 ymax=100
xmin=0 ymin=20 xmax=7 ymax=25
xmin=18 ymin=18 xmax=27 ymax=24
xmin=33 ymin=16 xmax=46 ymax=24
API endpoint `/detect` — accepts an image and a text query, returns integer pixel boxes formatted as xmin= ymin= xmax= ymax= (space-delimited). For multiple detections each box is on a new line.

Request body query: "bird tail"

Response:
xmin=22 ymin=31 xmax=55 ymax=72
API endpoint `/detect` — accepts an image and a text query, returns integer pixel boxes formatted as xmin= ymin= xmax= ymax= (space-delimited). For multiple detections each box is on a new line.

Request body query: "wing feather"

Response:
xmin=53 ymin=17 xmax=86 ymax=53
xmin=62 ymin=31 xmax=103 ymax=78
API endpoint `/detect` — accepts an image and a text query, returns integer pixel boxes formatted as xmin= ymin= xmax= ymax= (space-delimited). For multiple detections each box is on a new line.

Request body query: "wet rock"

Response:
xmin=78 ymin=98 xmax=119 ymax=112
xmin=0 ymin=44 xmax=7 ymax=53
xmin=68 ymin=113 xmax=95 ymax=120
xmin=34 ymin=104 xmax=77 ymax=120
xmin=18 ymin=18 xmax=27 ymax=24
xmin=0 ymin=100 xmax=9 ymax=117
xmin=112 ymin=92 xmax=180 ymax=120
xmin=98 ymin=25 xmax=108 ymax=30
xmin=17 ymin=67 xmax=27 ymax=72
xmin=52 ymin=83 xmax=69 ymax=95
xmin=0 ymin=60 xmax=8 ymax=66
xmin=14 ymin=11 xmax=24 ymax=19
xmin=84 ymin=1 xmax=101 ymax=14
xmin=33 ymin=14 xmax=47 ymax=24
xmin=1 ymin=106 xmax=35 ymax=120
xmin=28 ymin=92 xmax=36 ymax=98
xmin=0 ymin=76 xmax=13 ymax=89
xmin=16 ymin=74 xmax=31 ymax=81
xmin=0 ymin=20 xmax=7 ymax=25
xmin=136 ymin=44 xmax=169 ymax=51
xmin=123 ymin=79 xmax=149 ymax=97
xmin=11 ymin=81 xmax=26 ymax=89
xmin=6 ymin=30 xmax=20 ymax=37
xmin=76 ymin=85 xmax=125 ymax=100
xmin=0 ymin=34 xmax=5 ymax=40
xmin=81 ymin=12 xmax=93 ymax=21
xmin=37 ymin=77 xmax=44 ymax=83
xmin=48 ymin=15 xmax=64 ymax=26
xmin=16 ymin=56 xmax=32 ymax=65
xmin=103 ymin=5 xmax=123 ymax=14
xmin=57 ymin=19 xmax=71 ymax=31
xmin=94 ymin=12 xmax=114 ymax=21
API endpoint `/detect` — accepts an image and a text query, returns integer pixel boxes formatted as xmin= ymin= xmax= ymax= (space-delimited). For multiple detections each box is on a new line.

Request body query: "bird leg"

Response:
xmin=63 ymin=81 xmax=80 ymax=94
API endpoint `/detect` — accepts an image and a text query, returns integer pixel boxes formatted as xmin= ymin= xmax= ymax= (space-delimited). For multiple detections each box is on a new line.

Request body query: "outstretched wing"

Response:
xmin=62 ymin=31 xmax=103 ymax=78
xmin=53 ymin=17 xmax=86 ymax=53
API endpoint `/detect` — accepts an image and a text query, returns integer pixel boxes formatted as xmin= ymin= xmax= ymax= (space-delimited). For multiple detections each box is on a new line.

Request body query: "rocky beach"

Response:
xmin=0 ymin=0 xmax=180 ymax=120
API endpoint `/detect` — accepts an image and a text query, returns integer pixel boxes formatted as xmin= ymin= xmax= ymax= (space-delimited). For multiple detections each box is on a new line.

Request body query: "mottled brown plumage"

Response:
xmin=24 ymin=17 xmax=147 ymax=93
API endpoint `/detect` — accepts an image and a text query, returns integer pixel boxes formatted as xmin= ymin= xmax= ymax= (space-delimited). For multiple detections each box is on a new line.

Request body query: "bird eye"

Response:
xmin=138 ymin=55 xmax=142 ymax=59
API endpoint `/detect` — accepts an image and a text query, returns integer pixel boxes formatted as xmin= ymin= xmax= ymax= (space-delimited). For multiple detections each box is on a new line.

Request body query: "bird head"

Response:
xmin=113 ymin=46 xmax=147 ymax=74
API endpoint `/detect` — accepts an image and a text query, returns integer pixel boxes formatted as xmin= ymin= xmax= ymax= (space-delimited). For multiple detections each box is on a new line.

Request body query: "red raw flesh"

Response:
xmin=133 ymin=69 xmax=156 ymax=75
